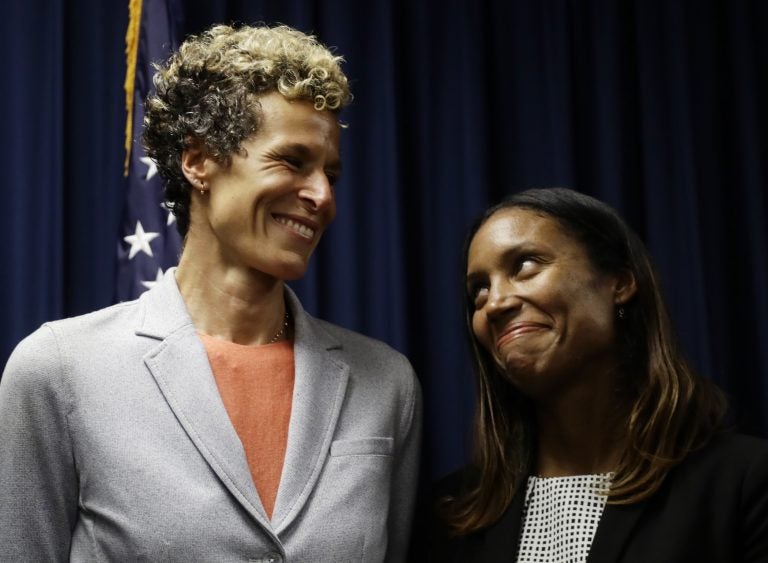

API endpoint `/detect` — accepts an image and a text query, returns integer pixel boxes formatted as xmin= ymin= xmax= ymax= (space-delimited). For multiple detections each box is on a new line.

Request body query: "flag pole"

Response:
xmin=116 ymin=0 xmax=183 ymax=302
xmin=124 ymin=0 xmax=143 ymax=176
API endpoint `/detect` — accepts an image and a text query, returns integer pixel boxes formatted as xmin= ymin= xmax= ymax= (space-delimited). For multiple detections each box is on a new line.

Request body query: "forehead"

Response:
xmin=254 ymin=91 xmax=341 ymax=149
xmin=468 ymin=207 xmax=585 ymax=266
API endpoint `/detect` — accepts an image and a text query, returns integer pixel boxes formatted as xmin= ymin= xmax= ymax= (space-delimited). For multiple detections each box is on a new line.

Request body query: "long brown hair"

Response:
xmin=441 ymin=188 xmax=726 ymax=535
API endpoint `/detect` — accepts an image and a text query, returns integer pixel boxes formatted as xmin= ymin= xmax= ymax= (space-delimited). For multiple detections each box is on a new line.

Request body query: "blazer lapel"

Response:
xmin=483 ymin=483 xmax=526 ymax=560
xmin=270 ymin=288 xmax=349 ymax=534
xmin=587 ymin=499 xmax=648 ymax=563
xmin=136 ymin=271 xmax=275 ymax=533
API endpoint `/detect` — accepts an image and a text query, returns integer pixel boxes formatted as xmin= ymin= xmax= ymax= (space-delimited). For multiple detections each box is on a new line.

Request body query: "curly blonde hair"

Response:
xmin=142 ymin=23 xmax=352 ymax=236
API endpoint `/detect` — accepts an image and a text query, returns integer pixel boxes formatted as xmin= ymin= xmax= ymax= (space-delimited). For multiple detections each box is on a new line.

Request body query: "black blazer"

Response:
xmin=425 ymin=433 xmax=768 ymax=562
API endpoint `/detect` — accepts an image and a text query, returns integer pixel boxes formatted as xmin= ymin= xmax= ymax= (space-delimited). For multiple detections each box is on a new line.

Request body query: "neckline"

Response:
xmin=197 ymin=332 xmax=293 ymax=349
xmin=530 ymin=471 xmax=614 ymax=481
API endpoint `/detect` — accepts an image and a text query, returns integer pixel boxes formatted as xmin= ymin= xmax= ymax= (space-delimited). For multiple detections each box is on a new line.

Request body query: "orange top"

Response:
xmin=199 ymin=334 xmax=295 ymax=519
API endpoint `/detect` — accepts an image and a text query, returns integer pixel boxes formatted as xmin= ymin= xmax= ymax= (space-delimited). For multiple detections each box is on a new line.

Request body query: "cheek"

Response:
xmin=587 ymin=308 xmax=617 ymax=344
xmin=566 ymin=291 xmax=618 ymax=347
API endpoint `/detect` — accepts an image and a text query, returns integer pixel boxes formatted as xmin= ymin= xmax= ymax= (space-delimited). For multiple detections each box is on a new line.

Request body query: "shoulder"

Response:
xmin=635 ymin=432 xmax=768 ymax=559
xmin=2 ymin=324 xmax=66 ymax=399
xmin=2 ymin=300 xmax=142 ymax=392
xmin=6 ymin=299 xmax=133 ymax=360
xmin=705 ymin=430 xmax=768 ymax=452
xmin=681 ymin=431 xmax=768 ymax=473
xmin=45 ymin=299 xmax=140 ymax=338
xmin=664 ymin=431 xmax=768 ymax=493
xmin=661 ymin=431 xmax=768 ymax=521
xmin=701 ymin=431 xmax=768 ymax=496
xmin=310 ymin=316 xmax=419 ymax=389
xmin=316 ymin=317 xmax=412 ymax=365
xmin=286 ymin=285 xmax=416 ymax=379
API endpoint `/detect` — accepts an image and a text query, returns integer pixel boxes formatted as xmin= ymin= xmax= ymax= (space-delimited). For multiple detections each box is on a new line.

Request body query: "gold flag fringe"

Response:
xmin=123 ymin=0 xmax=143 ymax=176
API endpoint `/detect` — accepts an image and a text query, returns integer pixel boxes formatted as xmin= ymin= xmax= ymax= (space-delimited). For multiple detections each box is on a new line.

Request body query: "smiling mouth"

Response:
xmin=274 ymin=215 xmax=316 ymax=239
xmin=495 ymin=322 xmax=548 ymax=348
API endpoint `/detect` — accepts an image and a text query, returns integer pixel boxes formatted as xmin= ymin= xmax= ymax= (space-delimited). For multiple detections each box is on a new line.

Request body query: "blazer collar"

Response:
xmin=135 ymin=267 xmax=194 ymax=339
xmin=135 ymin=268 xmax=343 ymax=350
xmin=135 ymin=270 xmax=349 ymax=536
xmin=482 ymin=474 xmax=648 ymax=563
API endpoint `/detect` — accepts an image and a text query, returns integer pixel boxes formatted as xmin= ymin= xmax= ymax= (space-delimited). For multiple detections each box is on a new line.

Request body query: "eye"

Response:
xmin=325 ymin=171 xmax=339 ymax=186
xmin=467 ymin=283 xmax=489 ymax=309
xmin=282 ymin=156 xmax=302 ymax=169
xmin=514 ymin=255 xmax=541 ymax=277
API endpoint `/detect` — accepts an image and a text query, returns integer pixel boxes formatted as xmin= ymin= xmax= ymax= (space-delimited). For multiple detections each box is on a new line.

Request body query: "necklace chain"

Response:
xmin=268 ymin=311 xmax=291 ymax=344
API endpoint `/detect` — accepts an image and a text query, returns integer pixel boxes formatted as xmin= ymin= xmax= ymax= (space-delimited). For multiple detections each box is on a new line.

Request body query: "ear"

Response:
xmin=613 ymin=268 xmax=637 ymax=305
xmin=181 ymin=143 xmax=212 ymax=189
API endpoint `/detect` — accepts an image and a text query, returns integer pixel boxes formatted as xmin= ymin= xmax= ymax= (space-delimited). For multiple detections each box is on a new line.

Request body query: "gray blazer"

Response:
xmin=0 ymin=271 xmax=421 ymax=562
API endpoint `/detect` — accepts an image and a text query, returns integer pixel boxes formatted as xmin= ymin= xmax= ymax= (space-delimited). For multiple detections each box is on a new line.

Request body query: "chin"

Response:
xmin=275 ymin=259 xmax=311 ymax=281
xmin=498 ymin=360 xmax=548 ymax=394
xmin=257 ymin=249 xmax=314 ymax=281
xmin=497 ymin=353 xmax=538 ymax=378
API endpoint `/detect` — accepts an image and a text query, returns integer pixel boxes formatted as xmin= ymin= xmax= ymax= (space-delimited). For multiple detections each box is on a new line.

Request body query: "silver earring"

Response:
xmin=199 ymin=180 xmax=206 ymax=195
xmin=617 ymin=307 xmax=626 ymax=320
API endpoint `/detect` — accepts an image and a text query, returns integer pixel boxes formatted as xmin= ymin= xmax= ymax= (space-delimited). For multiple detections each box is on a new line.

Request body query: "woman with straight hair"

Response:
xmin=429 ymin=187 xmax=768 ymax=562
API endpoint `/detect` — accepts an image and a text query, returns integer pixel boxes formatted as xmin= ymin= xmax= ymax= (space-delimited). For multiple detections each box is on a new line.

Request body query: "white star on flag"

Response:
xmin=116 ymin=0 xmax=182 ymax=302
xmin=140 ymin=156 xmax=158 ymax=181
xmin=123 ymin=221 xmax=159 ymax=259
xmin=141 ymin=268 xmax=165 ymax=290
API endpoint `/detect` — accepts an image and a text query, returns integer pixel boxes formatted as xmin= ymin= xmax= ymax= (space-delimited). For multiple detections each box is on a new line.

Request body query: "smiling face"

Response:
xmin=184 ymin=91 xmax=341 ymax=281
xmin=466 ymin=207 xmax=632 ymax=399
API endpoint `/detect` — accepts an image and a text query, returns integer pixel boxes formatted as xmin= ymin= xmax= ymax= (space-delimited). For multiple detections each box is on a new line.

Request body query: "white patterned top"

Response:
xmin=516 ymin=473 xmax=613 ymax=563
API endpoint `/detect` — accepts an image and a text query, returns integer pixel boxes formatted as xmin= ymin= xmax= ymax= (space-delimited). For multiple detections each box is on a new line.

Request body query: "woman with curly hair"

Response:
xmin=428 ymin=188 xmax=768 ymax=562
xmin=0 ymin=24 xmax=420 ymax=562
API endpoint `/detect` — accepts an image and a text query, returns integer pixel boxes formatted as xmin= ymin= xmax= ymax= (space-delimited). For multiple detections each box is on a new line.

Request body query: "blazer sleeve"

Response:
xmin=385 ymin=362 xmax=423 ymax=563
xmin=0 ymin=325 xmax=79 ymax=562
xmin=743 ymin=439 xmax=768 ymax=562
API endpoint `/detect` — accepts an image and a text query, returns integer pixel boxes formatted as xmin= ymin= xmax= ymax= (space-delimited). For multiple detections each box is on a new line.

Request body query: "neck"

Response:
xmin=534 ymin=369 xmax=627 ymax=477
xmin=175 ymin=249 xmax=287 ymax=346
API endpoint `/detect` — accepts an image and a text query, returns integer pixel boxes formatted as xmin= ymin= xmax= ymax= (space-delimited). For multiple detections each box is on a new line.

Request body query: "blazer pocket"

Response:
xmin=330 ymin=437 xmax=394 ymax=457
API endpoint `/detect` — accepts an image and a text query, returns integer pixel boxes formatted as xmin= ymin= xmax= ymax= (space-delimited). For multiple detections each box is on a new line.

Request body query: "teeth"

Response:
xmin=276 ymin=216 xmax=315 ymax=238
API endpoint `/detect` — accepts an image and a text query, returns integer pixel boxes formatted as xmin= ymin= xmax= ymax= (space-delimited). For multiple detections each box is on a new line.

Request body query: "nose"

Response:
xmin=299 ymin=169 xmax=335 ymax=214
xmin=484 ymin=280 xmax=520 ymax=320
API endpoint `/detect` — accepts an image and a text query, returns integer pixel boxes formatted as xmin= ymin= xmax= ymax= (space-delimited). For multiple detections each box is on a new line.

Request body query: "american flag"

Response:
xmin=116 ymin=0 xmax=183 ymax=301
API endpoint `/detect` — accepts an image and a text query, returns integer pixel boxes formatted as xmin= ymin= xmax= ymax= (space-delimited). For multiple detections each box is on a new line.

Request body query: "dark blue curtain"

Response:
xmin=3 ymin=0 xmax=767 ymax=486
